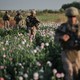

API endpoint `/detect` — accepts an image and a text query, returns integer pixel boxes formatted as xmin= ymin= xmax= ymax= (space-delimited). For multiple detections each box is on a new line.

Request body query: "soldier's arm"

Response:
xmin=25 ymin=16 xmax=32 ymax=27
xmin=26 ymin=16 xmax=30 ymax=23
xmin=78 ymin=25 xmax=80 ymax=38
xmin=19 ymin=15 xmax=23 ymax=20
xmin=8 ymin=14 xmax=10 ymax=20
xmin=54 ymin=24 xmax=70 ymax=43
xmin=34 ymin=17 xmax=40 ymax=29
xmin=14 ymin=16 xmax=16 ymax=21
xmin=54 ymin=26 xmax=64 ymax=43
xmin=77 ymin=25 xmax=80 ymax=46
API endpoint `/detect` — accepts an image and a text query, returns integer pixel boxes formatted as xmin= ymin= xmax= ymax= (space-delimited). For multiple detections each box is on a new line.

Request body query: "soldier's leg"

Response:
xmin=31 ymin=27 xmax=34 ymax=35
xmin=78 ymin=51 xmax=80 ymax=69
xmin=61 ymin=51 xmax=73 ymax=80
xmin=73 ymin=63 xmax=79 ymax=80
xmin=18 ymin=20 xmax=21 ymax=29
xmin=7 ymin=21 xmax=10 ymax=29
xmin=74 ymin=51 xmax=80 ymax=80
xmin=26 ymin=26 xmax=29 ymax=33
xmin=17 ymin=24 xmax=20 ymax=29
xmin=27 ymin=27 xmax=30 ymax=33
xmin=5 ymin=21 xmax=8 ymax=30
xmin=4 ymin=21 xmax=7 ymax=30
xmin=29 ymin=27 xmax=34 ymax=42
xmin=28 ymin=27 xmax=31 ymax=34
xmin=6 ymin=21 xmax=8 ymax=29
xmin=16 ymin=22 xmax=19 ymax=29
xmin=33 ymin=26 xmax=36 ymax=39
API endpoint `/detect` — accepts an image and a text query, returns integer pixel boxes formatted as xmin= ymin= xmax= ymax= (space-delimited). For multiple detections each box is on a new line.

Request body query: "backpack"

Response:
xmin=3 ymin=14 xmax=9 ymax=21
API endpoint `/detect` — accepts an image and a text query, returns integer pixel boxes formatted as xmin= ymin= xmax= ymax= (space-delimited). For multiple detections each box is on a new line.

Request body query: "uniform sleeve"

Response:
xmin=25 ymin=16 xmax=31 ymax=27
xmin=78 ymin=24 xmax=80 ymax=38
xmin=26 ymin=16 xmax=30 ymax=23
xmin=8 ymin=14 xmax=10 ymax=19
xmin=14 ymin=15 xmax=17 ymax=21
xmin=54 ymin=26 xmax=62 ymax=43
xmin=19 ymin=15 xmax=23 ymax=20
xmin=35 ymin=17 xmax=40 ymax=26
xmin=54 ymin=24 xmax=65 ymax=43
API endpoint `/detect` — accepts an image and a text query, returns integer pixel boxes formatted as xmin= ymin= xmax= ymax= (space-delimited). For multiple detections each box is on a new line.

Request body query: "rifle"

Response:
xmin=26 ymin=16 xmax=40 ymax=29
xmin=32 ymin=18 xmax=40 ymax=26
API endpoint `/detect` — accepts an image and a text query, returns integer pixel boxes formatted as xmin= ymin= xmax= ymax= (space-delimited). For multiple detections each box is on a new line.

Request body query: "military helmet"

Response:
xmin=16 ymin=11 xmax=21 ymax=15
xmin=5 ymin=11 xmax=8 ymax=14
xmin=65 ymin=7 xmax=79 ymax=17
xmin=30 ymin=9 xmax=36 ymax=14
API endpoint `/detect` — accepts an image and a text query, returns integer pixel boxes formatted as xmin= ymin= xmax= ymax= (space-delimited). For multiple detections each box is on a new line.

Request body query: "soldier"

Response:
xmin=54 ymin=7 xmax=80 ymax=80
xmin=25 ymin=10 xmax=40 ymax=41
xmin=14 ymin=11 xmax=23 ymax=29
xmin=3 ymin=11 xmax=10 ymax=30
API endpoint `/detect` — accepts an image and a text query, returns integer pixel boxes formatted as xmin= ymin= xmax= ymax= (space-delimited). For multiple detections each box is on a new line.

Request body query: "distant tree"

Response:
xmin=42 ymin=9 xmax=60 ymax=13
xmin=36 ymin=10 xmax=43 ymax=15
xmin=59 ymin=8 xmax=64 ymax=13
xmin=43 ymin=9 xmax=48 ymax=13
xmin=61 ymin=2 xmax=80 ymax=10
xmin=47 ymin=10 xmax=54 ymax=13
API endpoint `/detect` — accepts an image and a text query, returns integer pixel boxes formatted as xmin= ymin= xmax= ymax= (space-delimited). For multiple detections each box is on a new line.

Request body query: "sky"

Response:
xmin=0 ymin=0 xmax=80 ymax=10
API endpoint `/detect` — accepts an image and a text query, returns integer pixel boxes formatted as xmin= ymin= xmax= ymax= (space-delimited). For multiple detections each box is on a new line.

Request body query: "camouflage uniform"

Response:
xmin=54 ymin=7 xmax=80 ymax=80
xmin=3 ymin=11 xmax=10 ymax=29
xmin=26 ymin=10 xmax=40 ymax=38
xmin=14 ymin=11 xmax=23 ymax=29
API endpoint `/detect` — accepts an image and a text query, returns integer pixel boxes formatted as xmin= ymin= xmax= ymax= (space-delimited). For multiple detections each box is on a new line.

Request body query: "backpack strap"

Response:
xmin=57 ymin=23 xmax=67 ymax=33
xmin=77 ymin=23 xmax=80 ymax=37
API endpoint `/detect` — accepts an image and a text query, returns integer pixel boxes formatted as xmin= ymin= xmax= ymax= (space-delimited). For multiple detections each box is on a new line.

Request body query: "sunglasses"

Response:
xmin=68 ymin=16 xmax=76 ymax=18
